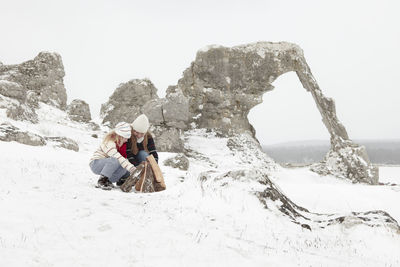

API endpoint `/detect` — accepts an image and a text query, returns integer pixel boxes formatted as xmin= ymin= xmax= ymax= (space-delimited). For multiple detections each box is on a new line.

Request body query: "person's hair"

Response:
xmin=103 ymin=130 xmax=125 ymax=147
xmin=130 ymin=131 xmax=152 ymax=155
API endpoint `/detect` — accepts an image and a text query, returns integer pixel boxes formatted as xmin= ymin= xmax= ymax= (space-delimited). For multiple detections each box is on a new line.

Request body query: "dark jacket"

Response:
xmin=126 ymin=135 xmax=159 ymax=166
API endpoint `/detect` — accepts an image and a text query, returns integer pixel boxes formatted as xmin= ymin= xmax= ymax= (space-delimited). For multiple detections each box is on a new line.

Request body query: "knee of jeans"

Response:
xmin=138 ymin=150 xmax=149 ymax=157
xmin=109 ymin=157 xmax=120 ymax=166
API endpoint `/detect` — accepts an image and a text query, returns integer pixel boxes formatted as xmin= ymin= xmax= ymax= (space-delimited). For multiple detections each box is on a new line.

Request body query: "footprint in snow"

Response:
xmin=98 ymin=224 xmax=112 ymax=232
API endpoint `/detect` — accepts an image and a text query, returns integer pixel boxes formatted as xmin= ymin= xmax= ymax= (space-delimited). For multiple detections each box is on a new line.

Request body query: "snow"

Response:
xmin=198 ymin=44 xmax=224 ymax=53
xmin=0 ymin=109 xmax=400 ymax=266
xmin=233 ymin=42 xmax=303 ymax=59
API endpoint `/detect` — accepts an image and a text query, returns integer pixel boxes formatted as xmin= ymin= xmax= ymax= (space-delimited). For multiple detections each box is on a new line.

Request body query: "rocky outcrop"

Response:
xmin=0 ymin=52 xmax=67 ymax=110
xmin=0 ymin=122 xmax=46 ymax=146
xmin=100 ymin=79 xmax=158 ymax=127
xmin=0 ymin=52 xmax=67 ymax=124
xmin=67 ymin=99 xmax=91 ymax=122
xmin=310 ymin=136 xmax=378 ymax=184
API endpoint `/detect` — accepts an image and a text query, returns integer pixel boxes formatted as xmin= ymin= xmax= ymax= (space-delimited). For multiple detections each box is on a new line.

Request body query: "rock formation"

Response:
xmin=67 ymin=99 xmax=91 ymax=122
xmin=0 ymin=52 xmax=67 ymax=110
xmin=97 ymin=42 xmax=378 ymax=184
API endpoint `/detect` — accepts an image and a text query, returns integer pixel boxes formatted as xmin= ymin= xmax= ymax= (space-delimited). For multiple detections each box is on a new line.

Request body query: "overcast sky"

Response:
xmin=1 ymin=0 xmax=399 ymax=144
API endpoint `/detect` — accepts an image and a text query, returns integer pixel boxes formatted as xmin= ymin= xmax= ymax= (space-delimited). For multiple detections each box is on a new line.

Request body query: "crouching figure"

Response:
xmin=89 ymin=122 xmax=136 ymax=190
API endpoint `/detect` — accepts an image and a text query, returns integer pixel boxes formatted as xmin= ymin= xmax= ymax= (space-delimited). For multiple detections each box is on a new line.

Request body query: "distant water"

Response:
xmin=262 ymin=139 xmax=400 ymax=165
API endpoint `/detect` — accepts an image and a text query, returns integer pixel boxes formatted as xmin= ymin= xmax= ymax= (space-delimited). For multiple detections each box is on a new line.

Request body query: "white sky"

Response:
xmin=1 ymin=0 xmax=399 ymax=145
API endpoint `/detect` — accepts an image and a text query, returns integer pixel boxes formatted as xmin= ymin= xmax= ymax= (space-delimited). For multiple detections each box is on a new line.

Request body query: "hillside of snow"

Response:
xmin=1 ymin=104 xmax=400 ymax=266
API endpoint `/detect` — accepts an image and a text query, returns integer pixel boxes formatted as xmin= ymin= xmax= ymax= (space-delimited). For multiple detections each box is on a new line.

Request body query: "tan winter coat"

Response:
xmin=90 ymin=141 xmax=135 ymax=173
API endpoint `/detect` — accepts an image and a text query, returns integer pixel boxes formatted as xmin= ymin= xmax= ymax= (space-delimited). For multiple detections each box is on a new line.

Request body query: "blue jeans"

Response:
xmin=90 ymin=158 xmax=129 ymax=183
xmin=136 ymin=150 xmax=149 ymax=164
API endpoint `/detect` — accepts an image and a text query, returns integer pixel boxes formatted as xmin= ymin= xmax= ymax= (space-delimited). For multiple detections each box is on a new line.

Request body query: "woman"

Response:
xmin=126 ymin=114 xmax=159 ymax=166
xmin=89 ymin=122 xmax=136 ymax=190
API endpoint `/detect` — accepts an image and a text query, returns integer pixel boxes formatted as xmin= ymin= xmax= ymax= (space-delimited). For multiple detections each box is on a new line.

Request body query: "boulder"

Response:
xmin=150 ymin=126 xmax=184 ymax=153
xmin=67 ymin=99 xmax=91 ymax=122
xmin=100 ymin=79 xmax=158 ymax=127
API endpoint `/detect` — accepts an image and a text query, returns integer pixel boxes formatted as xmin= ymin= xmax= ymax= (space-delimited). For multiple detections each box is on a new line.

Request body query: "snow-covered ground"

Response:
xmin=1 ymin=104 xmax=400 ymax=266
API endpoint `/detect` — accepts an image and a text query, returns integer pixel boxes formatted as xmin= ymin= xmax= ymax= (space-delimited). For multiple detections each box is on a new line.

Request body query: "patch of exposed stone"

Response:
xmin=163 ymin=153 xmax=189 ymax=171
xmin=44 ymin=136 xmax=79 ymax=152
xmin=0 ymin=122 xmax=46 ymax=146
xmin=200 ymin=167 xmax=399 ymax=232
xmin=254 ymin=170 xmax=399 ymax=231
xmin=5 ymin=102 xmax=38 ymax=123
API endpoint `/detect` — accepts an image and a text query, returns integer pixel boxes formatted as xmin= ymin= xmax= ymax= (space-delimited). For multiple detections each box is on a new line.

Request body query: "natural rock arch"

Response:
xmin=174 ymin=42 xmax=378 ymax=184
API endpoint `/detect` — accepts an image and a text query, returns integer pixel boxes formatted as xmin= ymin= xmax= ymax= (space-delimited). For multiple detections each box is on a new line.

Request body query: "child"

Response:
xmin=89 ymin=122 xmax=136 ymax=190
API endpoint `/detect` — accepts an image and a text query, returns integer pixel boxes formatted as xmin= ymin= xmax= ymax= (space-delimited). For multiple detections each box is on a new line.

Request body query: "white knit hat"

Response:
xmin=131 ymin=114 xmax=149 ymax=133
xmin=114 ymin=122 xmax=131 ymax=138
